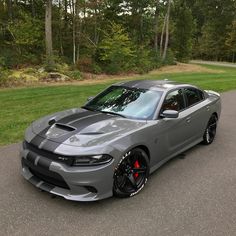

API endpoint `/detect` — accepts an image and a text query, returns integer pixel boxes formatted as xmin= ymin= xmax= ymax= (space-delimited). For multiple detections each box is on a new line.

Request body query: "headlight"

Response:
xmin=73 ymin=154 xmax=113 ymax=166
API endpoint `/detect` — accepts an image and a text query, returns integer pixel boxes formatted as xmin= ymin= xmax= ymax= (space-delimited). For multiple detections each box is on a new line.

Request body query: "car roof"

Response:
xmin=114 ymin=80 xmax=197 ymax=92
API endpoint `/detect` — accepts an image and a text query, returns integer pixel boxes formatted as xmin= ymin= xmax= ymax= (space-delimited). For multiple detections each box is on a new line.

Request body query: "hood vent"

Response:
xmin=45 ymin=123 xmax=76 ymax=139
xmin=54 ymin=123 xmax=76 ymax=132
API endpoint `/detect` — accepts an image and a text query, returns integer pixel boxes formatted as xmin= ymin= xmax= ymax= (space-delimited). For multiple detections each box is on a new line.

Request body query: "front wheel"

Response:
xmin=202 ymin=114 xmax=218 ymax=145
xmin=113 ymin=148 xmax=150 ymax=198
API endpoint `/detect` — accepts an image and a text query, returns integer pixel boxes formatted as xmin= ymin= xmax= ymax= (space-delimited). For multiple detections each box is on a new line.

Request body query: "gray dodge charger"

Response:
xmin=20 ymin=80 xmax=221 ymax=201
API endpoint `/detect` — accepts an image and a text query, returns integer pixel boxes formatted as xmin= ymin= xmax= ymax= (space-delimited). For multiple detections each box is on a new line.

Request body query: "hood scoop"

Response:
xmin=46 ymin=123 xmax=76 ymax=139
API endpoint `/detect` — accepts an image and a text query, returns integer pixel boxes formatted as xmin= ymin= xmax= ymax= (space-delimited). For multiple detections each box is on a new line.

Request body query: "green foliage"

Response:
xmin=225 ymin=20 xmax=236 ymax=61
xmin=44 ymin=58 xmax=57 ymax=72
xmin=65 ymin=70 xmax=82 ymax=80
xmin=0 ymin=69 xmax=29 ymax=87
xmin=133 ymin=46 xmax=162 ymax=74
xmin=76 ymin=57 xmax=98 ymax=73
xmin=8 ymin=13 xmax=43 ymax=48
xmin=2 ymin=0 xmax=236 ymax=76
xmin=98 ymin=23 xmax=135 ymax=74
xmin=193 ymin=0 xmax=235 ymax=61
xmin=162 ymin=49 xmax=176 ymax=65
xmin=172 ymin=1 xmax=194 ymax=62
xmin=7 ymin=12 xmax=43 ymax=61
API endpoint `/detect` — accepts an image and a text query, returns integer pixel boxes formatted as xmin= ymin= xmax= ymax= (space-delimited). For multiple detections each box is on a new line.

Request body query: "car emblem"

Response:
xmin=58 ymin=156 xmax=68 ymax=161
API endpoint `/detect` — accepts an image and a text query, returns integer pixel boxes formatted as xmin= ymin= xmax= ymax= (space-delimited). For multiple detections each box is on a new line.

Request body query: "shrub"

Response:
xmin=162 ymin=49 xmax=177 ymax=65
xmin=0 ymin=70 xmax=25 ymax=87
xmin=98 ymin=22 xmax=135 ymax=74
xmin=77 ymin=57 xmax=93 ymax=73
xmin=133 ymin=47 xmax=154 ymax=74
xmin=65 ymin=70 xmax=82 ymax=80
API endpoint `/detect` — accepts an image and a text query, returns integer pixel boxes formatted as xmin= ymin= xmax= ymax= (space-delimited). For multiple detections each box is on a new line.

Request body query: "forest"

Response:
xmin=0 ymin=0 xmax=236 ymax=76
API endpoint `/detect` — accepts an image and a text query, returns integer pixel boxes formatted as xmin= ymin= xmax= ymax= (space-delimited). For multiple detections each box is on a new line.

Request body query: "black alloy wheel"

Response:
xmin=113 ymin=148 xmax=150 ymax=198
xmin=202 ymin=114 xmax=218 ymax=145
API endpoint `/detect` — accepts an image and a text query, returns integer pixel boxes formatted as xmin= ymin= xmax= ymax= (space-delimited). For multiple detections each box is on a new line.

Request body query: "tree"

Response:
xmin=8 ymin=12 xmax=43 ymax=54
xmin=225 ymin=20 xmax=236 ymax=62
xmin=98 ymin=22 xmax=135 ymax=74
xmin=45 ymin=0 xmax=54 ymax=68
xmin=162 ymin=0 xmax=171 ymax=61
xmin=154 ymin=0 xmax=160 ymax=53
xmin=172 ymin=0 xmax=194 ymax=62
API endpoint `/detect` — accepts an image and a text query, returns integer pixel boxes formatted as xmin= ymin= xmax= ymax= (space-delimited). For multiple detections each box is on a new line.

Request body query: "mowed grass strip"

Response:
xmin=0 ymin=64 xmax=236 ymax=146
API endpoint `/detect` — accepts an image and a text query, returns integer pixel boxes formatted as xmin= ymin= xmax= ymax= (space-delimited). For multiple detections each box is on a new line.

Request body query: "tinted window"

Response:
xmin=162 ymin=89 xmax=185 ymax=112
xmin=198 ymin=90 xmax=205 ymax=100
xmin=85 ymin=86 xmax=163 ymax=120
xmin=184 ymin=88 xmax=203 ymax=107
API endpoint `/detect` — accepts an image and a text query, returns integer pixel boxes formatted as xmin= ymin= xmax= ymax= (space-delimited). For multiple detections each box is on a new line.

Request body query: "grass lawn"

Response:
xmin=1 ymin=64 xmax=236 ymax=146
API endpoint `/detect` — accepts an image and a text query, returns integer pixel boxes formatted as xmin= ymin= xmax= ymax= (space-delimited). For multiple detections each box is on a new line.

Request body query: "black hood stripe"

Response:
xmin=31 ymin=112 xmax=113 ymax=153
xmin=30 ymin=110 xmax=98 ymax=148
xmin=67 ymin=113 xmax=101 ymax=125
xmin=68 ymin=113 xmax=110 ymax=130
xmin=57 ymin=110 xmax=95 ymax=125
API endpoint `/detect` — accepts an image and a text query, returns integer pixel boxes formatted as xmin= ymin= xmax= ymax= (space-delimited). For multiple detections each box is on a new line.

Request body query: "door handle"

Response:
xmin=186 ymin=117 xmax=191 ymax=123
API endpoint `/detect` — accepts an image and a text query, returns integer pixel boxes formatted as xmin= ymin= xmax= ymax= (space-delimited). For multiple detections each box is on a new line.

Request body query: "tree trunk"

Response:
xmin=154 ymin=0 xmax=159 ymax=53
xmin=64 ymin=0 xmax=68 ymax=22
xmin=94 ymin=0 xmax=98 ymax=45
xmin=162 ymin=0 xmax=171 ymax=61
xmin=7 ymin=0 xmax=13 ymax=20
xmin=75 ymin=0 xmax=80 ymax=61
xmin=160 ymin=14 xmax=167 ymax=57
xmin=59 ymin=0 xmax=64 ymax=56
xmin=71 ymin=0 xmax=76 ymax=64
xmin=31 ymin=0 xmax=35 ymax=17
xmin=45 ymin=0 xmax=54 ymax=66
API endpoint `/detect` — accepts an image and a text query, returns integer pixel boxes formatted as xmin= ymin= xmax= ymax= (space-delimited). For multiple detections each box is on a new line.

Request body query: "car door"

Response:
xmin=182 ymin=87 xmax=210 ymax=142
xmin=154 ymin=88 xmax=193 ymax=160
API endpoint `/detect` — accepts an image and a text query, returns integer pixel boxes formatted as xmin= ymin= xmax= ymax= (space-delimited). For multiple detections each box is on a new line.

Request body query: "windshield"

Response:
xmin=84 ymin=86 xmax=163 ymax=120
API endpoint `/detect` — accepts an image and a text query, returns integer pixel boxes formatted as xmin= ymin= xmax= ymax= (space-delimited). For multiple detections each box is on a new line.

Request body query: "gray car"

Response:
xmin=20 ymin=80 xmax=221 ymax=201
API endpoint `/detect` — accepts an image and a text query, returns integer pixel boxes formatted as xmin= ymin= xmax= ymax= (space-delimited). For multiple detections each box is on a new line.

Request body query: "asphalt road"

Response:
xmin=1 ymin=91 xmax=236 ymax=236
xmin=191 ymin=60 xmax=236 ymax=68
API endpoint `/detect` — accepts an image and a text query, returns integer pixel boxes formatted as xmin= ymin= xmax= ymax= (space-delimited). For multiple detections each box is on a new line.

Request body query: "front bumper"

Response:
xmin=20 ymin=146 xmax=116 ymax=201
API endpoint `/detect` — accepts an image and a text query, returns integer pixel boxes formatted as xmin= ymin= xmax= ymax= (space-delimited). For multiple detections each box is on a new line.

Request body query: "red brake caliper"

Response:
xmin=134 ymin=160 xmax=140 ymax=178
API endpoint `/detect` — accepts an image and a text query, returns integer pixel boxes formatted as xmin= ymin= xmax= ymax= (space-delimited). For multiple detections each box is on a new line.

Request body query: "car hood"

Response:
xmin=31 ymin=108 xmax=147 ymax=147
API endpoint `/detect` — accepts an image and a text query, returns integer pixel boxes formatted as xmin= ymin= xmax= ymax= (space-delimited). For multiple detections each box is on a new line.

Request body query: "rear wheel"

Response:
xmin=113 ymin=148 xmax=150 ymax=198
xmin=202 ymin=114 xmax=218 ymax=145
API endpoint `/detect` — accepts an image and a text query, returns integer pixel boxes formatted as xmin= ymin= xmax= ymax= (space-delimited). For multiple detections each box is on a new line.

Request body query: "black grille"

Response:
xmin=22 ymin=158 xmax=70 ymax=189
xmin=24 ymin=141 xmax=74 ymax=166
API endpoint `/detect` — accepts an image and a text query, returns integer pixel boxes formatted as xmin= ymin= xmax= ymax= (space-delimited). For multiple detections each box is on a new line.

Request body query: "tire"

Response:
xmin=202 ymin=114 xmax=218 ymax=145
xmin=113 ymin=148 xmax=150 ymax=198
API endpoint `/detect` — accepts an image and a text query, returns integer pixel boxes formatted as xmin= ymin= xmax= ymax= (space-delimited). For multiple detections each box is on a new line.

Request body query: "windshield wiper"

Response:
xmin=99 ymin=110 xmax=126 ymax=118
xmin=81 ymin=106 xmax=98 ymax=112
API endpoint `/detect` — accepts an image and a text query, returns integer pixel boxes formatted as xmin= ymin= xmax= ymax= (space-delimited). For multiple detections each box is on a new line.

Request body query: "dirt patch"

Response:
xmin=149 ymin=63 xmax=223 ymax=75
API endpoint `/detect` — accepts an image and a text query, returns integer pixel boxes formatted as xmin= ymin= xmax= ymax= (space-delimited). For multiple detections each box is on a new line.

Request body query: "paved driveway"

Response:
xmin=191 ymin=60 xmax=236 ymax=68
xmin=1 ymin=91 xmax=236 ymax=236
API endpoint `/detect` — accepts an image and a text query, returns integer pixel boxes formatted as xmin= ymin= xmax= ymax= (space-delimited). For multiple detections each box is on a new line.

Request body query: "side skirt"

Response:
xmin=150 ymin=138 xmax=203 ymax=174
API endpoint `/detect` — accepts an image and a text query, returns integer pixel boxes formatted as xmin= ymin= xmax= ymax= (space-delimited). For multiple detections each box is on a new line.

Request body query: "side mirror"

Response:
xmin=87 ymin=96 xmax=94 ymax=102
xmin=161 ymin=110 xmax=179 ymax=119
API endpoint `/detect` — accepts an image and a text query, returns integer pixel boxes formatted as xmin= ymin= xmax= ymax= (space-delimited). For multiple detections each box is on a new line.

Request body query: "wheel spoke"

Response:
xmin=209 ymin=122 xmax=217 ymax=128
xmin=117 ymin=176 xmax=126 ymax=189
xmin=126 ymin=157 xmax=132 ymax=166
xmin=126 ymin=174 xmax=137 ymax=189
xmin=133 ymin=167 xmax=146 ymax=174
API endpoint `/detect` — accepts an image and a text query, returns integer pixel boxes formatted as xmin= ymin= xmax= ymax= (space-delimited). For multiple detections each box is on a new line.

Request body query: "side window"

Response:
xmin=198 ymin=90 xmax=205 ymax=100
xmin=162 ymin=89 xmax=185 ymax=112
xmin=184 ymin=88 xmax=203 ymax=107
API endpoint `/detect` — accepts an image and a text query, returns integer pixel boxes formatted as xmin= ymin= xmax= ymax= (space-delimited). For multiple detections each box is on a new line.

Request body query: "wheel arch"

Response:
xmin=212 ymin=112 xmax=218 ymax=120
xmin=133 ymin=145 xmax=150 ymax=161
